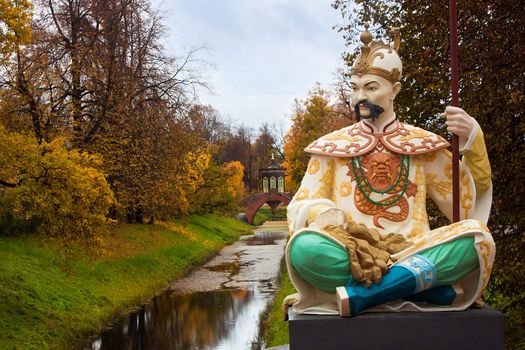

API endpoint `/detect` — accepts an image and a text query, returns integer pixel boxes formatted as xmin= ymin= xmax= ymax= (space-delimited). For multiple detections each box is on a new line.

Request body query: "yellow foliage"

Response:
xmin=284 ymin=85 xmax=351 ymax=191
xmin=189 ymin=159 xmax=244 ymax=215
xmin=133 ymin=147 xmax=212 ymax=221
xmin=224 ymin=161 xmax=245 ymax=201
xmin=184 ymin=149 xmax=212 ymax=193
xmin=0 ymin=0 xmax=32 ymax=61
xmin=0 ymin=126 xmax=114 ymax=254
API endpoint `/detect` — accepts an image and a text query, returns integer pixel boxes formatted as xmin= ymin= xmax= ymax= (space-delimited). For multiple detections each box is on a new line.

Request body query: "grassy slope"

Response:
xmin=260 ymin=258 xmax=297 ymax=348
xmin=0 ymin=215 xmax=252 ymax=349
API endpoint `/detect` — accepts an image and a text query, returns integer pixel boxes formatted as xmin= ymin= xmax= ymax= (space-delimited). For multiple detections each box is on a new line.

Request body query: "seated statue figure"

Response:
xmin=284 ymin=26 xmax=495 ymax=317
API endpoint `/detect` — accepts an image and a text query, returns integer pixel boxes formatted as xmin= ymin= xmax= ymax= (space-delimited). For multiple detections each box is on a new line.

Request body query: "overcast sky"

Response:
xmin=153 ymin=0 xmax=348 ymax=131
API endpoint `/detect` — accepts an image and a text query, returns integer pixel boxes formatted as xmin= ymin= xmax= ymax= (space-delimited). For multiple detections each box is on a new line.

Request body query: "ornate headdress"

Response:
xmin=350 ymin=24 xmax=402 ymax=83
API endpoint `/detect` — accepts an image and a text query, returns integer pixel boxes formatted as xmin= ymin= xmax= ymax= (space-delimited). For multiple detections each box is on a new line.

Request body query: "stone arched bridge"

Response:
xmin=243 ymin=192 xmax=293 ymax=225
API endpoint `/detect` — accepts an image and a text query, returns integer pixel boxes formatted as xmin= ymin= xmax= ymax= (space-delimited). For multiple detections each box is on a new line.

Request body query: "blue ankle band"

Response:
xmin=396 ymin=254 xmax=436 ymax=293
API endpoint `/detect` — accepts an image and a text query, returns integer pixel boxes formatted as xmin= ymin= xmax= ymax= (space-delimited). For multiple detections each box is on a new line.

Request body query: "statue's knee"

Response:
xmin=290 ymin=233 xmax=325 ymax=270
xmin=290 ymin=233 xmax=350 ymax=292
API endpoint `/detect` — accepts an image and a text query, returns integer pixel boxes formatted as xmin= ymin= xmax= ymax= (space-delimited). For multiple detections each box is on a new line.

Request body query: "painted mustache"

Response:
xmin=354 ymin=100 xmax=385 ymax=122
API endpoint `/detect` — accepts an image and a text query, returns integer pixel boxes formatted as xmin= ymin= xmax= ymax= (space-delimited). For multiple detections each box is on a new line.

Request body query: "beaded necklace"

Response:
xmin=350 ymin=154 xmax=410 ymax=206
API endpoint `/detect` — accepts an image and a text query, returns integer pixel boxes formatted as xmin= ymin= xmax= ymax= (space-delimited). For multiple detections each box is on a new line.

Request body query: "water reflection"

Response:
xmin=245 ymin=230 xmax=288 ymax=245
xmin=206 ymin=261 xmax=240 ymax=274
xmin=93 ymin=289 xmax=257 ymax=350
xmin=90 ymin=224 xmax=289 ymax=350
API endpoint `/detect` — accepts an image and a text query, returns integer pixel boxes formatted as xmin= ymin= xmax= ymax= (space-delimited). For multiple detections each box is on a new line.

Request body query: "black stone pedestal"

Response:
xmin=288 ymin=306 xmax=505 ymax=350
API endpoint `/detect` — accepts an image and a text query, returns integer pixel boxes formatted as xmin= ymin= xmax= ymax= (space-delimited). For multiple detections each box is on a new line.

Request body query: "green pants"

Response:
xmin=290 ymin=232 xmax=479 ymax=293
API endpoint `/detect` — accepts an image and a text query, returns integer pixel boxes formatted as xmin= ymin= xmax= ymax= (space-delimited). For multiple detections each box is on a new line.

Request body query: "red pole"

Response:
xmin=449 ymin=0 xmax=460 ymax=223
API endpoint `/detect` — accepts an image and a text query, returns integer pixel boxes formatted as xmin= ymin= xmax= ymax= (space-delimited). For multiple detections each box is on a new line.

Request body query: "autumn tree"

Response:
xmin=0 ymin=0 xmax=211 ymax=223
xmin=283 ymin=84 xmax=350 ymax=191
xmin=8 ymin=0 xmax=202 ymax=145
xmin=0 ymin=0 xmax=32 ymax=61
xmin=224 ymin=161 xmax=245 ymax=203
xmin=0 ymin=1 xmax=117 ymax=251
xmin=181 ymin=106 xmax=249 ymax=213
xmin=189 ymin=160 xmax=244 ymax=216
xmin=221 ymin=125 xmax=254 ymax=191
xmin=333 ymin=0 xmax=525 ymax=344
xmin=333 ymin=67 xmax=356 ymax=121
xmin=186 ymin=104 xmax=230 ymax=149
xmin=0 ymin=126 xmax=114 ymax=257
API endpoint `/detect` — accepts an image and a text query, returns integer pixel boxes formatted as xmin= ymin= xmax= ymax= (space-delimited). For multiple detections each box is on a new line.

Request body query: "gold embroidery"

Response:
xmin=414 ymin=223 xmax=469 ymax=249
xmin=478 ymin=240 xmax=493 ymax=290
xmin=460 ymin=169 xmax=473 ymax=218
xmin=478 ymin=220 xmax=490 ymax=232
xmin=399 ymin=128 xmax=431 ymax=141
xmin=294 ymin=201 xmax=306 ymax=216
xmin=408 ymin=158 xmax=427 ymax=239
xmin=426 ymin=173 xmax=452 ymax=199
xmin=307 ymin=159 xmax=320 ymax=175
xmin=442 ymin=151 xmax=473 ymax=218
xmin=295 ymin=188 xmax=309 ymax=201
xmin=421 ymin=151 xmax=438 ymax=162
xmin=323 ymin=129 xmax=361 ymax=143
xmin=337 ymin=157 xmax=349 ymax=166
xmin=440 ymin=222 xmax=472 ymax=240
xmin=444 ymin=163 xmax=453 ymax=179
xmin=339 ymin=182 xmax=352 ymax=197
xmin=313 ymin=159 xmax=336 ymax=202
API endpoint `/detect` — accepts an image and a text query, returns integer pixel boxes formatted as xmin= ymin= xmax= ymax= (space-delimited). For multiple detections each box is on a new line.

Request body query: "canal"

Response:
xmin=90 ymin=220 xmax=288 ymax=350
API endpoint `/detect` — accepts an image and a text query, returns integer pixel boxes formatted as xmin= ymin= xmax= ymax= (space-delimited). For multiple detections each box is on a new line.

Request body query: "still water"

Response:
xmin=90 ymin=222 xmax=288 ymax=350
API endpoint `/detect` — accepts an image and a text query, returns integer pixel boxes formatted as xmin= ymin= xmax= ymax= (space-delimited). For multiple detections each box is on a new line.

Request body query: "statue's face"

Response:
xmin=349 ymin=74 xmax=400 ymax=120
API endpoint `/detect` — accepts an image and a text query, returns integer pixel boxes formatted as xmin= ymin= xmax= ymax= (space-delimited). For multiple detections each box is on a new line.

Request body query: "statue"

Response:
xmin=284 ymin=25 xmax=495 ymax=317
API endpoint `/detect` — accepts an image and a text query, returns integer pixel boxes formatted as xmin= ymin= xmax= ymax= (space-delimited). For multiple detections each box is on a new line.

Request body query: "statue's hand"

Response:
xmin=440 ymin=106 xmax=475 ymax=150
xmin=315 ymin=207 xmax=346 ymax=230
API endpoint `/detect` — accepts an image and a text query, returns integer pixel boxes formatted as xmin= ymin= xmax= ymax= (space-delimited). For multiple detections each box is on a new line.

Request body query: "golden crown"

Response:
xmin=350 ymin=24 xmax=402 ymax=83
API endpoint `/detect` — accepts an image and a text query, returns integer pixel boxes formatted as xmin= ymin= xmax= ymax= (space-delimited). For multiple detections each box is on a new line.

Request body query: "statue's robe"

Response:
xmin=285 ymin=115 xmax=495 ymax=314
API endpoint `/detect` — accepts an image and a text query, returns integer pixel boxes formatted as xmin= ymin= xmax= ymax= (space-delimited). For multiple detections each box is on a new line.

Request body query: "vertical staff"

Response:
xmin=449 ymin=0 xmax=460 ymax=223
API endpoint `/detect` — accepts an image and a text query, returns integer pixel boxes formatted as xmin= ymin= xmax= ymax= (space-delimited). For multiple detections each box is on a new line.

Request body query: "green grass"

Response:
xmin=252 ymin=206 xmax=287 ymax=226
xmin=0 ymin=215 xmax=252 ymax=349
xmin=259 ymin=257 xmax=297 ymax=348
